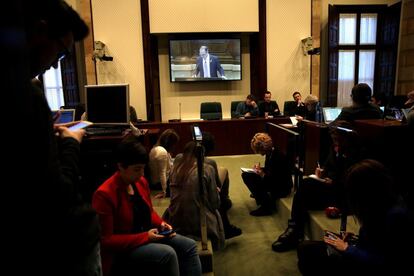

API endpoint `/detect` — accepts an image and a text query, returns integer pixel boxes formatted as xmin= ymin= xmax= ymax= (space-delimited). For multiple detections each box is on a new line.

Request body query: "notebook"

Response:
xmin=322 ymin=107 xmax=342 ymax=124
xmin=52 ymin=109 xmax=75 ymax=124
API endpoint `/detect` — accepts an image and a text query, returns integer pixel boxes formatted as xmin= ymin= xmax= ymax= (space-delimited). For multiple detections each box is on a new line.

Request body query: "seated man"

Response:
xmin=258 ymin=91 xmax=281 ymax=118
xmin=333 ymin=83 xmax=382 ymax=124
xmin=295 ymin=95 xmax=321 ymax=122
xmin=285 ymin=91 xmax=306 ymax=117
xmin=235 ymin=94 xmax=259 ymax=118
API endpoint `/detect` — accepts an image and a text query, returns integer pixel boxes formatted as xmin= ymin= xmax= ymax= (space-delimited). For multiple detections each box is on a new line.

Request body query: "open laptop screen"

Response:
xmin=52 ymin=109 xmax=75 ymax=124
xmin=322 ymin=107 xmax=342 ymax=124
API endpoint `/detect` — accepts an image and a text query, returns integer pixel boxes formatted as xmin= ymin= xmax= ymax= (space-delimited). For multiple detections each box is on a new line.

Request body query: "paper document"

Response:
xmin=308 ymin=174 xmax=326 ymax=183
xmin=241 ymin=167 xmax=256 ymax=173
xmin=289 ymin=116 xmax=298 ymax=126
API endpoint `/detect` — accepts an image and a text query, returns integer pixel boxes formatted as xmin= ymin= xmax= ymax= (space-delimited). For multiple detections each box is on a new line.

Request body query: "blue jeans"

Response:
xmin=112 ymin=234 xmax=201 ymax=276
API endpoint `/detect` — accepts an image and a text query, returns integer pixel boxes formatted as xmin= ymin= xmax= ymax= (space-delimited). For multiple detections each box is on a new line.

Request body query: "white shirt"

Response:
xmin=203 ymin=54 xmax=211 ymax=78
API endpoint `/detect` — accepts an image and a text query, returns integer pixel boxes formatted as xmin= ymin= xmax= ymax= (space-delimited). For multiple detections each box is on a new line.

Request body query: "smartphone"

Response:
xmin=68 ymin=121 xmax=93 ymax=131
xmin=158 ymin=229 xmax=175 ymax=236
xmin=324 ymin=230 xmax=340 ymax=240
xmin=192 ymin=125 xmax=203 ymax=141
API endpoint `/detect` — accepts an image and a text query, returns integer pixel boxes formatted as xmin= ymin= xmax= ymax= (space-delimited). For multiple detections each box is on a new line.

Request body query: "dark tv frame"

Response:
xmin=168 ymin=33 xmax=242 ymax=83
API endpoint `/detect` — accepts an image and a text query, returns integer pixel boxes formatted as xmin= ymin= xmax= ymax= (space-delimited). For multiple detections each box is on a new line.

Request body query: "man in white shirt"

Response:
xmin=193 ymin=45 xmax=226 ymax=79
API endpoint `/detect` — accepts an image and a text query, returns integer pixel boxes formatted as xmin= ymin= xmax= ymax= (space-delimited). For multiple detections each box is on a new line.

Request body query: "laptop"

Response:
xmin=322 ymin=107 xmax=342 ymax=124
xmin=52 ymin=109 xmax=75 ymax=124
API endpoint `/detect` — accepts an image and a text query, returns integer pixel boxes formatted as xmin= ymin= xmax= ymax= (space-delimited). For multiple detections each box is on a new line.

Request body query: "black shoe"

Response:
xmin=225 ymin=224 xmax=242 ymax=239
xmin=221 ymin=198 xmax=232 ymax=211
xmin=271 ymin=227 xmax=301 ymax=252
xmin=249 ymin=206 xmax=273 ymax=216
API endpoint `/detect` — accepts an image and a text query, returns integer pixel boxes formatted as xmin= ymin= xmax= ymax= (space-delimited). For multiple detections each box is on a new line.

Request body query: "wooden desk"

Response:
xmin=137 ymin=117 xmax=290 ymax=156
xmin=300 ymin=120 xmax=331 ymax=175
xmin=266 ymin=122 xmax=301 ymax=188
xmin=353 ymin=119 xmax=409 ymax=195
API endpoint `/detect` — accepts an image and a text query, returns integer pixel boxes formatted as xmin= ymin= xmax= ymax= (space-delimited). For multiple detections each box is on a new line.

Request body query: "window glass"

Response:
xmin=339 ymin=14 xmax=357 ymax=45
xmin=338 ymin=50 xmax=355 ymax=107
xmin=358 ymin=50 xmax=376 ymax=90
xmin=360 ymin=14 xmax=377 ymax=44
xmin=43 ymin=62 xmax=64 ymax=110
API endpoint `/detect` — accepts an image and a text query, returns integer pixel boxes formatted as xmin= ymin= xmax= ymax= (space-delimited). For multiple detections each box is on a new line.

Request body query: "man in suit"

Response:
xmin=284 ymin=91 xmax=306 ymax=117
xmin=258 ymin=91 xmax=281 ymax=117
xmin=193 ymin=45 xmax=226 ymax=79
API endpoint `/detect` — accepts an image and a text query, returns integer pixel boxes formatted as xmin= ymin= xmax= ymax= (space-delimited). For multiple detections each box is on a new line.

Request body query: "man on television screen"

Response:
xmin=193 ymin=45 xmax=227 ymax=79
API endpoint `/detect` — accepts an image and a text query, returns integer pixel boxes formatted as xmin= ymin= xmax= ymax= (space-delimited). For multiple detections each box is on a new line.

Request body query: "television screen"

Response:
xmin=169 ymin=38 xmax=241 ymax=82
xmin=85 ymin=84 xmax=130 ymax=124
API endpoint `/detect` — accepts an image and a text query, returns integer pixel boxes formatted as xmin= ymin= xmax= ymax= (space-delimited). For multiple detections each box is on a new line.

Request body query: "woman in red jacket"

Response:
xmin=92 ymin=135 xmax=201 ymax=276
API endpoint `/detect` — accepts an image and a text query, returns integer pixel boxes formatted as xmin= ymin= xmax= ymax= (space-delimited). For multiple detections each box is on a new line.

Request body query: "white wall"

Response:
xmin=89 ymin=0 xmax=313 ymax=120
xmin=149 ymin=0 xmax=259 ymax=33
xmin=91 ymin=0 xmax=147 ymax=119
xmin=267 ymin=0 xmax=312 ymax=111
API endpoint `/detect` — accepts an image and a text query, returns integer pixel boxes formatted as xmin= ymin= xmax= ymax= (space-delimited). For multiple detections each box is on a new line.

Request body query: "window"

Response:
xmin=43 ymin=61 xmax=64 ymax=110
xmin=337 ymin=12 xmax=377 ymax=107
xmin=328 ymin=4 xmax=401 ymax=107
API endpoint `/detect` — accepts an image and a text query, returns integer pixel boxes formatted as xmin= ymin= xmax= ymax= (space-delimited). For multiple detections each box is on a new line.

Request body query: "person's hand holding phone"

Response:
xmin=56 ymin=126 xmax=85 ymax=143
xmin=324 ymin=230 xmax=348 ymax=252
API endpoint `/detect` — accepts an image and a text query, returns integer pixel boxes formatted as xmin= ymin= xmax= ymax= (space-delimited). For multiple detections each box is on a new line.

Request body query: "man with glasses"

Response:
xmin=7 ymin=1 xmax=101 ymax=275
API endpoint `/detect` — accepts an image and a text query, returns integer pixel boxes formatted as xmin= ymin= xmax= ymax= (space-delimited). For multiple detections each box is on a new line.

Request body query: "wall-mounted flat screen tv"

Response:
xmin=169 ymin=38 xmax=241 ymax=82
xmin=85 ymin=84 xmax=130 ymax=125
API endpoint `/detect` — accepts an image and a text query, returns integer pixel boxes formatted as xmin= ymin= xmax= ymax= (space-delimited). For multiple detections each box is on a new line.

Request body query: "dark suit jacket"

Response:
xmin=258 ymin=100 xmax=281 ymax=117
xmin=195 ymin=54 xmax=225 ymax=78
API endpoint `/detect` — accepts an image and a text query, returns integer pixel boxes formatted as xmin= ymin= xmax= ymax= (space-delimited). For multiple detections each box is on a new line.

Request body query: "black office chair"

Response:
xmin=200 ymin=102 xmax=222 ymax=120
xmin=283 ymin=101 xmax=296 ymax=116
xmin=231 ymin=101 xmax=243 ymax=118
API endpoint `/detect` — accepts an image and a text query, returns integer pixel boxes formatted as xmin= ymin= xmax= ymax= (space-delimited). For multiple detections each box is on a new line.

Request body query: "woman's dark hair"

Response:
xmin=157 ymin=129 xmax=179 ymax=152
xmin=24 ymin=0 xmax=89 ymax=41
xmin=345 ymin=159 xmax=398 ymax=227
xmin=114 ymin=135 xmax=148 ymax=168
xmin=174 ymin=141 xmax=197 ymax=185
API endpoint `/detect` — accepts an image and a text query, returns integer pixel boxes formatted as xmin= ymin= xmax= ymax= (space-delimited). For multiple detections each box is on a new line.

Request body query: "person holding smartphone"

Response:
xmin=92 ymin=135 xmax=201 ymax=276
xmin=297 ymin=160 xmax=411 ymax=275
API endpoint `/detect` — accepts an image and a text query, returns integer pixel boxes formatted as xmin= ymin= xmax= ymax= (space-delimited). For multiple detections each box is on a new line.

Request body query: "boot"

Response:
xmin=271 ymin=220 xmax=303 ymax=252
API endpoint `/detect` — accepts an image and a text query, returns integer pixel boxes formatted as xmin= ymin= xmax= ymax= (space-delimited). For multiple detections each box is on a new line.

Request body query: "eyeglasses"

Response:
xmin=57 ymin=38 xmax=71 ymax=61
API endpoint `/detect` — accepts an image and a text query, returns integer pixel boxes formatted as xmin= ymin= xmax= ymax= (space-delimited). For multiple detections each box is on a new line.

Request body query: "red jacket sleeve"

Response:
xmin=92 ymin=190 xmax=150 ymax=252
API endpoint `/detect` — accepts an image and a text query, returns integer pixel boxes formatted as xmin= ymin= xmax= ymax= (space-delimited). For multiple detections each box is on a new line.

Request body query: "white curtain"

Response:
xmin=360 ymin=14 xmax=377 ymax=44
xmin=338 ymin=50 xmax=355 ymax=107
xmin=339 ymin=14 xmax=356 ymax=45
xmin=358 ymin=50 xmax=376 ymax=91
xmin=43 ymin=62 xmax=64 ymax=110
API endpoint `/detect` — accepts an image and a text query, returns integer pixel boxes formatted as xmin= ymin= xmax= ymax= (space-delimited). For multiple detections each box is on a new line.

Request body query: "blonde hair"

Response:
xmin=304 ymin=95 xmax=318 ymax=105
xmin=251 ymin=133 xmax=273 ymax=153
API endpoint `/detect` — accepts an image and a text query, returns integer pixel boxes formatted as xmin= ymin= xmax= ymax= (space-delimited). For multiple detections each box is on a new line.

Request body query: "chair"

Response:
xmin=283 ymin=101 xmax=296 ymax=116
xmin=231 ymin=101 xmax=243 ymax=118
xmin=200 ymin=102 xmax=222 ymax=120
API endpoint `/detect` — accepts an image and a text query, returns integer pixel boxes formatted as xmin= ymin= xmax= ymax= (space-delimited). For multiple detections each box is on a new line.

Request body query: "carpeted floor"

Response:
xmin=152 ymin=154 xmax=301 ymax=276
xmin=210 ymin=154 xmax=300 ymax=276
